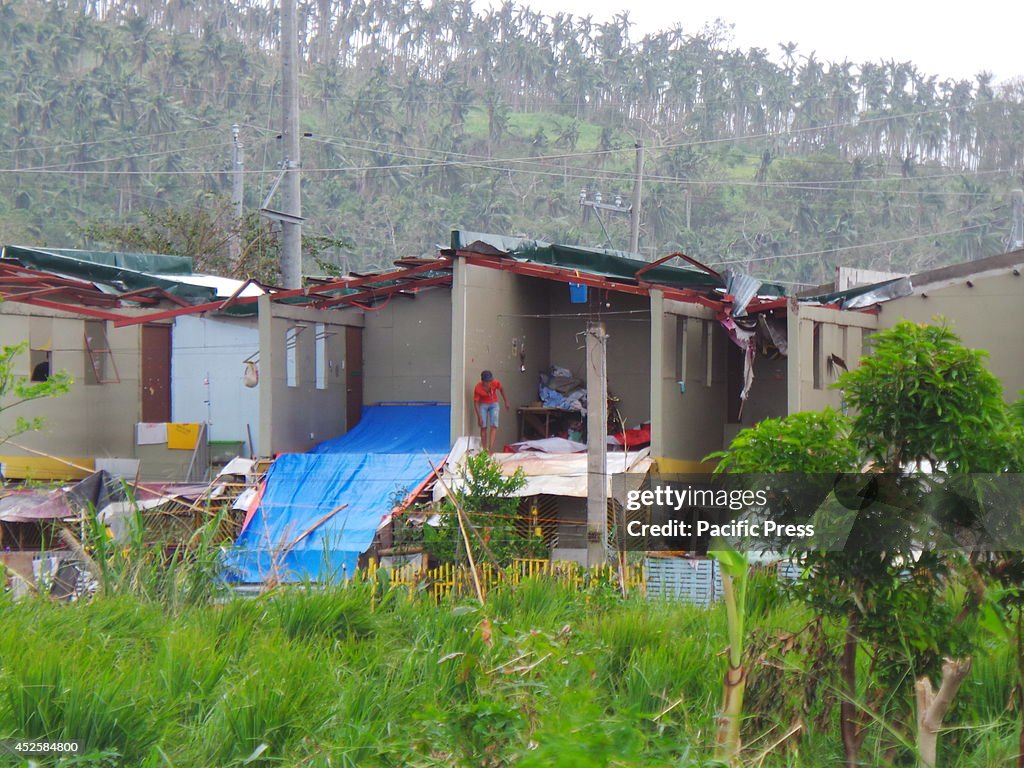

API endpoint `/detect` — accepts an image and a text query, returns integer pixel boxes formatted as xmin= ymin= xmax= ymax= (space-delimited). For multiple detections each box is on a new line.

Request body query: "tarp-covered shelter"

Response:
xmin=225 ymin=404 xmax=450 ymax=582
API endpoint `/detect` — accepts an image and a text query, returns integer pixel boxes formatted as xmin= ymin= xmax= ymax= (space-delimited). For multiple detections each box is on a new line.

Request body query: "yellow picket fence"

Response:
xmin=365 ymin=558 xmax=646 ymax=602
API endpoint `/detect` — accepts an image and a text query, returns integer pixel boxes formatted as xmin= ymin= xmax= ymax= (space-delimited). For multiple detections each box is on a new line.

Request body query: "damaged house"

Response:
xmin=0 ymin=246 xmax=272 ymax=482
xmin=225 ymin=230 xmax=897 ymax=577
xmin=6 ymin=235 xmax=1023 ymax=583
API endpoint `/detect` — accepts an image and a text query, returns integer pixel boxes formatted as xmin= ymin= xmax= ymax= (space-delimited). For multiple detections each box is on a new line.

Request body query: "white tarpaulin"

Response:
xmin=506 ymin=437 xmax=586 ymax=454
xmin=433 ymin=447 xmax=652 ymax=501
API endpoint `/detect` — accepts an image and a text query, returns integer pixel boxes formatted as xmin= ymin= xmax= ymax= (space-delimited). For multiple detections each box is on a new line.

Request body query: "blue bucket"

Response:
xmin=569 ymin=282 xmax=587 ymax=303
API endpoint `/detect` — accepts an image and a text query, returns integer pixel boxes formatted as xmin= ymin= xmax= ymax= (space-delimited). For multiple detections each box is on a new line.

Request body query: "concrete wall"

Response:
xmin=879 ymin=266 xmax=1024 ymax=400
xmin=0 ymin=304 xmax=143 ymax=458
xmin=0 ymin=304 xmax=256 ymax=479
xmin=257 ymin=298 xmax=358 ymax=455
xmin=739 ymin=353 xmax=788 ymax=428
xmin=547 ymin=286 xmax=652 ymax=430
xmin=786 ymin=300 xmax=879 ymax=413
xmin=362 ymin=286 xmax=452 ymax=404
xmin=651 ymin=294 xmax=793 ymax=468
xmin=650 ymin=292 xmax=729 ymax=468
xmin=134 ymin=442 xmax=205 ymax=482
xmin=450 ymin=262 xmax=653 ymax=448
xmin=172 ymin=315 xmax=260 ymax=453
xmin=452 ymin=263 xmax=551 ymax=447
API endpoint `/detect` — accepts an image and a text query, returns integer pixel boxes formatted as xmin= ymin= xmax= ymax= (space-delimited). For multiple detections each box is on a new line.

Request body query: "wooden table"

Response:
xmin=517 ymin=406 xmax=572 ymax=440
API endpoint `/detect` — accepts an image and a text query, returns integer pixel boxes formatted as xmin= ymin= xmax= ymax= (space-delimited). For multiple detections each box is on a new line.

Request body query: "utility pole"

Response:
xmin=229 ymin=124 xmax=244 ymax=270
xmin=280 ymin=0 xmax=302 ymax=289
xmin=629 ymin=140 xmax=644 ymax=255
xmin=580 ymin=190 xmax=630 ymax=250
xmin=586 ymin=321 xmax=608 ymax=568
xmin=1010 ymin=189 xmax=1024 ymax=250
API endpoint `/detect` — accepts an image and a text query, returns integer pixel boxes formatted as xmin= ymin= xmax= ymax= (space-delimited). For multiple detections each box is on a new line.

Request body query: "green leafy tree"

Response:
xmin=710 ymin=408 xmax=859 ymax=475
xmin=710 ymin=321 xmax=1020 ymax=767
xmin=81 ymin=196 xmax=240 ymax=276
xmin=81 ymin=201 xmax=353 ymax=284
xmin=842 ymin=320 xmax=1020 ymax=472
xmin=982 ymin=396 xmax=1024 ymax=768
xmin=425 ymin=451 xmax=544 ymax=566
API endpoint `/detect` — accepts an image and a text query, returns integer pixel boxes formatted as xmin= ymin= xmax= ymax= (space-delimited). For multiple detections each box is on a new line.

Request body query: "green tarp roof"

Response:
xmin=2 ymin=245 xmax=218 ymax=302
xmin=450 ymin=230 xmax=786 ymax=296
xmin=35 ymin=247 xmax=192 ymax=274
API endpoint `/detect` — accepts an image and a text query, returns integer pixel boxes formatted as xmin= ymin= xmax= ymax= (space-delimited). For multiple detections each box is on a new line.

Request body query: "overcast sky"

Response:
xmin=497 ymin=0 xmax=1023 ymax=85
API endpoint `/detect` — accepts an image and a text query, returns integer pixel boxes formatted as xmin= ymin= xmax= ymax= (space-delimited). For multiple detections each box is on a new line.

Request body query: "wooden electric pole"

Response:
xmin=586 ymin=321 xmax=609 ymax=568
xmin=280 ymin=0 xmax=302 ymax=289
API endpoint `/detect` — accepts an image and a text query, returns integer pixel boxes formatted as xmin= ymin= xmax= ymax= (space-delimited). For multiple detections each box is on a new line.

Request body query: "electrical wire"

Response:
xmin=0 ymin=126 xmax=221 ymax=157
xmin=710 ymin=221 xmax=993 ymax=266
xmin=6 ymin=142 xmax=234 ymax=173
xmin=2 ymin=116 xmax=1018 ymax=198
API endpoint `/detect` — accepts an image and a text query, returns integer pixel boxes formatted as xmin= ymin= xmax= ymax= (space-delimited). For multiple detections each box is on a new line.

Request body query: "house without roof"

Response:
xmin=8 ymin=235 xmax=1022 ymax=571
xmin=0 ymin=245 xmax=267 ymax=480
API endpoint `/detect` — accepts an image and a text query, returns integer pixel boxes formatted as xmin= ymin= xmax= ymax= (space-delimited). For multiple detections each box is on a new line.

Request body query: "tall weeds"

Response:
xmin=0 ymin=571 xmax=1017 ymax=766
xmin=73 ymin=500 xmax=230 ymax=610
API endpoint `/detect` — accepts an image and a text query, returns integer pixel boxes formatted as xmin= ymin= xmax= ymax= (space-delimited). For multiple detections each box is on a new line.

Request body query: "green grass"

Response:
xmin=462 ymin=107 xmax=631 ymax=161
xmin=0 ymin=578 xmax=1018 ymax=767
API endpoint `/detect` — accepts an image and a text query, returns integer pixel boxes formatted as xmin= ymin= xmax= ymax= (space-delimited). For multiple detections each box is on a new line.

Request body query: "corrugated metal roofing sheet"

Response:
xmin=450 ymin=230 xmax=786 ymax=297
xmin=3 ymin=245 xmax=216 ymax=301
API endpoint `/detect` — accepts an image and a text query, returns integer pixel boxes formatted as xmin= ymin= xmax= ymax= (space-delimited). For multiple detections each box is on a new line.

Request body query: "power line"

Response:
xmin=2 ymin=99 xmax=1018 ymax=188
xmin=4 ymin=150 xmax=1017 ymax=214
xmin=281 ymin=123 xmax=1023 ymax=191
xmin=5 ymin=142 xmax=235 ymax=173
xmin=710 ymin=221 xmax=993 ymax=266
xmin=0 ymin=126 xmax=221 ymax=157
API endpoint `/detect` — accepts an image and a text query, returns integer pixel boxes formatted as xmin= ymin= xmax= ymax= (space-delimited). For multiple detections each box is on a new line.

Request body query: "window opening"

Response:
xmin=84 ymin=320 xmax=120 ymax=385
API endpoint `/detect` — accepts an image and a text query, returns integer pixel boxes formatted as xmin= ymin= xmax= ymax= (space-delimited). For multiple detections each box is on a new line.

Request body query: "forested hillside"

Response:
xmin=2 ymin=0 xmax=1023 ymax=285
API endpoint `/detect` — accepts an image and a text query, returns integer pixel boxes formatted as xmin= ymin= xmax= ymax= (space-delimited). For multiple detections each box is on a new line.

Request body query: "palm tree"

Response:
xmin=483 ymin=88 xmax=510 ymax=155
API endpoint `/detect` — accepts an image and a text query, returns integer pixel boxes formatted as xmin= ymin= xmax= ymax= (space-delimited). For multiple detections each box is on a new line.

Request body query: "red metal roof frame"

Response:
xmin=111 ymin=258 xmax=454 ymax=327
xmin=0 ymin=261 xmax=202 ymax=312
xmin=0 ymin=261 xmax=135 ymax=319
xmin=2 ymin=285 xmax=76 ymax=301
xmin=634 ymin=251 xmax=722 ymax=281
xmin=457 ymin=249 xmax=882 ymax=318
xmin=0 ymin=262 xmax=120 ymax=304
xmin=14 ymin=297 xmax=132 ymax=321
xmin=736 ymin=297 xmax=880 ymax=316
xmin=739 ymin=297 xmax=788 ymax=315
xmin=442 ymin=249 xmax=885 ymax=320
xmin=311 ymin=274 xmax=453 ymax=309
xmin=116 ymin=286 xmax=194 ymax=308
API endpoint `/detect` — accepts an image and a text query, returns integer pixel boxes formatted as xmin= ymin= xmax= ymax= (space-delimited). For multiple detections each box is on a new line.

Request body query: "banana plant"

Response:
xmin=711 ymin=545 xmax=749 ymax=766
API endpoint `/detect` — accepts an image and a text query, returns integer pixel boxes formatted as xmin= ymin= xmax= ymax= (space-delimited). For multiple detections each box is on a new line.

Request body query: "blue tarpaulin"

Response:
xmin=309 ymin=402 xmax=450 ymax=455
xmin=225 ymin=404 xmax=450 ymax=582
